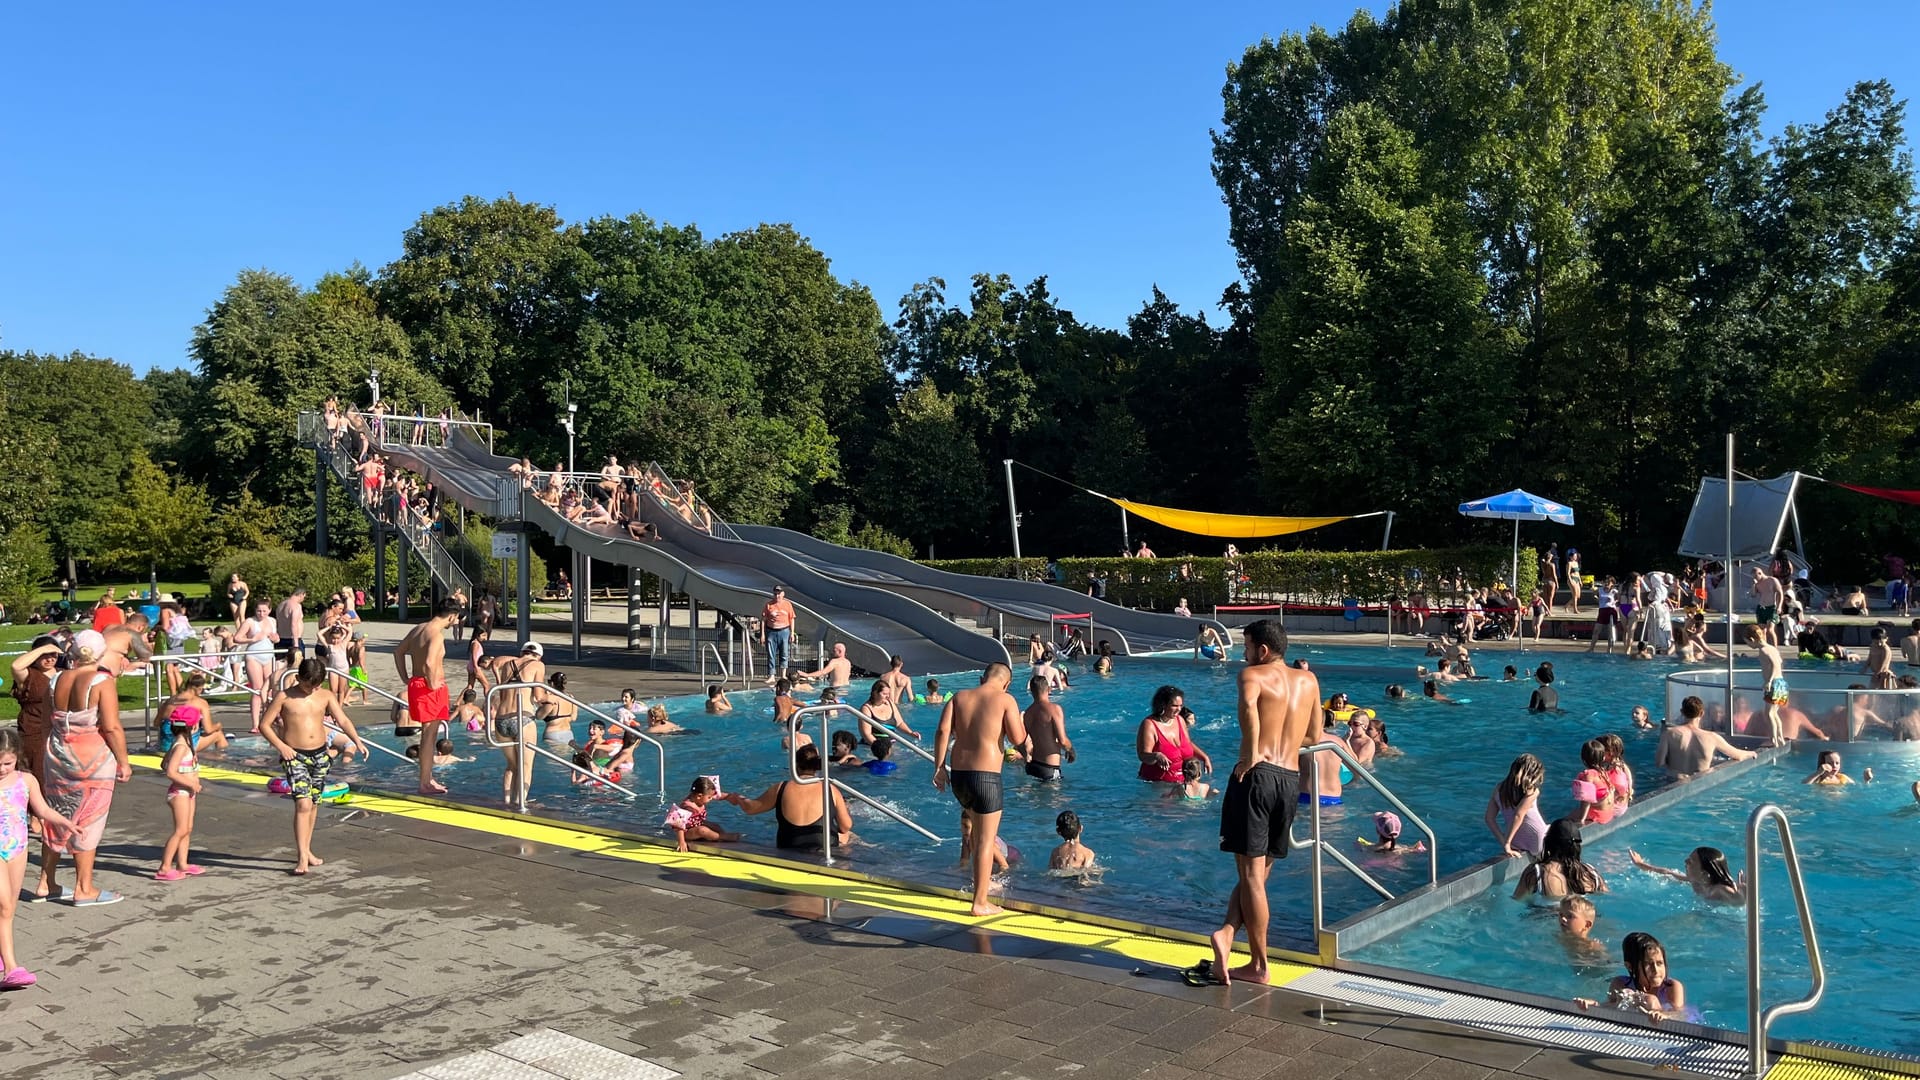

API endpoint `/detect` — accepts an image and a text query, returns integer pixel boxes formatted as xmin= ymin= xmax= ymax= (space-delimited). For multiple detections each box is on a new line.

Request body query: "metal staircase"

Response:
xmin=299 ymin=413 xmax=474 ymax=603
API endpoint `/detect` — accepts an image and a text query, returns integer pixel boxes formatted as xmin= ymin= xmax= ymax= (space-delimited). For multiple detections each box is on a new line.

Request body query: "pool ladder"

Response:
xmin=1295 ymin=739 xmax=1439 ymax=964
xmin=483 ymin=681 xmax=668 ymax=809
xmin=789 ymin=703 xmax=946 ymax=862
xmin=1744 ymin=804 xmax=1825 ymax=1078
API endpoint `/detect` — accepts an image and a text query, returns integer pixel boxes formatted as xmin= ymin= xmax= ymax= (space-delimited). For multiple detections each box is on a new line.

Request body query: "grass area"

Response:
xmin=34 ymin=580 xmax=211 ymax=605
xmin=0 ymin=669 xmax=166 ymax=726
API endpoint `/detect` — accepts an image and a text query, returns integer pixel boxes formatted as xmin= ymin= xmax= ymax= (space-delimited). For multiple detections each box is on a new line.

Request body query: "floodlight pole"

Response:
xmin=1381 ymin=511 xmax=1395 ymax=551
xmin=1120 ymin=508 xmax=1130 ymax=556
xmin=1726 ymin=433 xmax=1736 ymax=725
xmin=1003 ymin=459 xmax=1023 ymax=561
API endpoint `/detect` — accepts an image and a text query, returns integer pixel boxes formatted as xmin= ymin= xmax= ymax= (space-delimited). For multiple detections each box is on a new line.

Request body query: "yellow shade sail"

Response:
xmin=1106 ymin=497 xmax=1357 ymax=539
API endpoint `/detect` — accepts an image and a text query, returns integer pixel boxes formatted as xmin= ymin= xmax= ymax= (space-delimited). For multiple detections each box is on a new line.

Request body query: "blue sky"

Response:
xmin=3 ymin=2 xmax=1915 ymax=374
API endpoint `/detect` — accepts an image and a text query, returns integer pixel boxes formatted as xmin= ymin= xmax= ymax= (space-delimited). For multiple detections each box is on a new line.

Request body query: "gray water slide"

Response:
xmin=733 ymin=524 xmax=1227 ymax=655
xmin=372 ymin=432 xmax=1011 ymax=678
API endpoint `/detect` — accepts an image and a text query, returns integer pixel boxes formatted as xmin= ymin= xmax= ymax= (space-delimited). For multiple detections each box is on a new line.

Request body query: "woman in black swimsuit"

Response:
xmin=730 ymin=745 xmax=852 ymax=850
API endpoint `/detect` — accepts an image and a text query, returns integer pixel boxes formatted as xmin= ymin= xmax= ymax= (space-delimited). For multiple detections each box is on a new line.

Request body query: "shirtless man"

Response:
xmin=932 ymin=664 xmax=1027 ymax=916
xmin=1443 ymin=636 xmax=1477 ymax=678
xmin=1902 ymin=620 xmax=1920 ymax=667
xmin=260 ymin=658 xmax=370 ymax=874
xmin=1864 ymin=627 xmax=1895 ymax=689
xmin=878 ymin=655 xmax=913 ymax=706
xmin=1021 ymin=676 xmax=1074 ymax=782
xmin=1657 ymin=695 xmax=1755 ymax=779
xmin=1208 ymin=619 xmax=1318 ymax=986
xmin=395 ymin=597 xmax=464 ymax=794
xmin=1750 ymin=567 xmax=1785 ymax=646
xmin=1749 ymin=625 xmax=1787 ymax=745
xmin=1026 ymin=634 xmax=1048 ymax=665
xmin=1032 ymin=654 xmax=1065 ymax=693
xmin=801 ymin=643 xmax=853 ymax=691
xmin=275 ymin=588 xmax=309 ymax=671
xmin=98 ymin=613 xmax=155 ymax=676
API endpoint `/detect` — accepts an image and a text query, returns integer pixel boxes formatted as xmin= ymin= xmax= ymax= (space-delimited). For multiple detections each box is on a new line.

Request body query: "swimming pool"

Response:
xmin=1351 ymin=742 xmax=1920 ymax=1054
xmin=211 ymin=641 xmax=1700 ymax=944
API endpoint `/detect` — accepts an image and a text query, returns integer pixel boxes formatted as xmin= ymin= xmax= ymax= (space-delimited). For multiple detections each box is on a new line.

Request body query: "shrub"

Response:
xmin=210 ymin=550 xmax=355 ymax=612
xmin=444 ymin=520 xmax=547 ymax=599
xmin=850 ymin=524 xmax=915 ymax=559
xmin=0 ymin=523 xmax=53 ymax=618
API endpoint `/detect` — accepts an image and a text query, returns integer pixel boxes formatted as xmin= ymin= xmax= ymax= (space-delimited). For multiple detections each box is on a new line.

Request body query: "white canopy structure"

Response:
xmin=1676 ymin=472 xmax=1803 ymax=561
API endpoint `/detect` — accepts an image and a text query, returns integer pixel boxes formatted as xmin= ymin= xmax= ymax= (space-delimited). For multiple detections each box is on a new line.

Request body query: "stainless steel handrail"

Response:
xmin=856 ymin=713 xmax=935 ymax=764
xmin=1746 ymin=804 xmax=1826 ymax=1077
xmin=313 ymin=429 xmax=476 ymax=601
xmin=274 ymin=669 xmax=412 ymax=763
xmin=1295 ymin=738 xmax=1439 ymax=963
xmin=789 ymin=703 xmax=945 ymax=862
xmin=700 ymin=642 xmax=729 ymax=686
xmin=482 ymin=681 xmax=666 ymax=809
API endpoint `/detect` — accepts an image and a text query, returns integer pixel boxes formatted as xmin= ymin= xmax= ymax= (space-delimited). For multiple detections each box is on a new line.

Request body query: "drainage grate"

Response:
xmin=1288 ymin=969 xmax=1751 ymax=1077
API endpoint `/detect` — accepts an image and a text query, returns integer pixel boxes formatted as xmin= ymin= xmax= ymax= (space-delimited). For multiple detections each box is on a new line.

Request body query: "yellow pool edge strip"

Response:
xmin=1767 ymin=1057 xmax=1920 ymax=1080
xmin=132 ymin=757 xmax=1311 ymax=984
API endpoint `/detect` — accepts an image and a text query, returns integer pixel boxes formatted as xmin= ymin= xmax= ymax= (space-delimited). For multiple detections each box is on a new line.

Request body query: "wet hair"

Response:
xmin=1243 ymin=619 xmax=1287 ymax=657
xmin=587 ymin=717 xmax=607 ymax=733
xmin=548 ymin=671 xmax=568 ymax=692
xmin=1422 ymin=680 xmax=1439 ymax=697
xmin=830 ymin=730 xmax=858 ymax=755
xmin=926 ymin=678 xmax=940 ymax=692
xmin=775 ymin=679 xmax=792 ymax=694
xmin=1579 ymin=738 xmax=1611 ymax=770
xmin=1386 ymin=684 xmax=1406 ymax=699
xmin=868 ymin=681 xmax=888 ymax=704
xmin=794 ymin=743 xmax=822 ymax=773
xmin=1181 ymin=757 xmax=1204 ymax=782
xmin=1872 ymin=627 xmax=1889 ymax=641
xmin=870 ymin=735 xmax=894 ymax=760
xmin=1600 ymin=733 xmax=1624 ymax=763
xmin=1503 ymin=666 xmax=1518 ymax=680
xmin=1055 ymin=810 xmax=1082 ymax=840
xmin=622 ymin=688 xmax=637 ymax=700
xmin=689 ymin=775 xmax=718 ymax=797
xmin=1540 ymin=819 xmax=1601 ymax=894
xmin=707 ymin=685 xmax=724 ymax=698
xmin=1681 ymin=695 xmax=1704 ymax=720
xmin=1690 ymin=846 xmax=1738 ymax=890
xmin=296 ymin=657 xmax=328 ymax=688
xmin=1535 ymin=662 xmax=1554 ymax=685
xmin=1029 ymin=675 xmax=1048 ymax=696
xmin=647 ymin=704 xmax=670 ymax=725
xmin=1622 ymin=931 xmax=1666 ymax=976
xmin=1151 ymin=685 xmax=1184 ymax=715
xmin=460 ymin=687 xmax=477 ymax=704
xmin=405 ymin=743 xmax=422 ymax=759
xmin=1560 ymin=895 xmax=1595 ymax=920
xmin=1498 ymin=754 xmax=1545 ymax=806
xmin=1818 ymin=749 xmax=1842 ymax=768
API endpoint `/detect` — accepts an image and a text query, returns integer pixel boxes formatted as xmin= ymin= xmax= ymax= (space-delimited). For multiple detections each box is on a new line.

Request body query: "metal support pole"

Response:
xmin=373 ymin=523 xmax=387 ymax=616
xmin=627 ymin=567 xmax=643 ymax=650
xmin=571 ymin=548 xmax=584 ymax=661
xmin=396 ymin=538 xmax=409 ymax=622
xmin=656 ymin=583 xmax=668 ymax=658
xmin=689 ymin=596 xmax=701 ymax=665
xmin=1002 ymin=458 xmax=1022 ymax=560
xmin=1726 ymin=433 xmax=1736 ymax=726
xmin=1381 ymin=511 xmax=1395 ymax=551
xmin=314 ymin=450 xmax=328 ymax=555
xmin=515 ymin=525 xmax=531 ymax=649
xmin=1120 ymin=507 xmax=1130 ymax=556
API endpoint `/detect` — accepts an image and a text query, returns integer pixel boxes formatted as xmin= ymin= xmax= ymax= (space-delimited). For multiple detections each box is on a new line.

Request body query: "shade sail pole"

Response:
xmin=1512 ymin=519 xmax=1520 ymax=591
xmin=1002 ymin=459 xmax=1022 ymax=560
xmin=1726 ymin=434 xmax=1736 ymax=725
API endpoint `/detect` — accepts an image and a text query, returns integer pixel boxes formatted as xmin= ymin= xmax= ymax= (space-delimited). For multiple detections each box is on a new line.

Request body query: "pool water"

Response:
xmin=210 ymin=641 xmax=1692 ymax=943
xmin=1351 ymin=743 xmax=1920 ymax=1053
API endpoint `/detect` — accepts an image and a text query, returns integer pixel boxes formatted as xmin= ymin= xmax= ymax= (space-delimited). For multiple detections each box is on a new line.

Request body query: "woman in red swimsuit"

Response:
xmin=1136 ymin=685 xmax=1213 ymax=783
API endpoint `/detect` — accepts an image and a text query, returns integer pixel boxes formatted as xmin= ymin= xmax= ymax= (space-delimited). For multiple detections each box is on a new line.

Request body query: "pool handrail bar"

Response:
xmin=1745 ymin=803 xmax=1825 ymax=1078
xmin=481 ymin=681 xmax=662 ymax=809
xmin=789 ymin=702 xmax=946 ymax=863
xmin=699 ymin=642 xmax=730 ymax=688
xmin=1296 ymin=738 xmax=1439 ymax=963
xmin=272 ymin=669 xmax=412 ymax=764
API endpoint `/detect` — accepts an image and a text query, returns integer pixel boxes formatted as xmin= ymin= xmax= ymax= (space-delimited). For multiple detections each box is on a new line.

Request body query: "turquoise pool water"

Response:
xmin=1352 ymin=742 xmax=1920 ymax=1053
xmin=211 ymin=641 xmax=1690 ymax=943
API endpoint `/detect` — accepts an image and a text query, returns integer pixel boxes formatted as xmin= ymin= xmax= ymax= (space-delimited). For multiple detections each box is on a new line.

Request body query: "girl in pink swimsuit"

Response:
xmin=0 ymin=729 xmax=76 ymax=990
xmin=156 ymin=712 xmax=205 ymax=881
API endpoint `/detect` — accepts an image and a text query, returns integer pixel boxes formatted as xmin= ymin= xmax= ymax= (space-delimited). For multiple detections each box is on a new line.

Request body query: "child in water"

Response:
xmin=665 ymin=776 xmax=741 ymax=852
xmin=1576 ymin=931 xmax=1696 ymax=1024
xmin=1485 ymin=754 xmax=1548 ymax=858
xmin=1049 ymin=810 xmax=1095 ymax=870
xmin=827 ymin=730 xmax=862 ymax=767
xmin=1168 ymin=757 xmax=1212 ymax=800
xmin=1558 ymin=896 xmax=1606 ymax=962
xmin=1361 ymin=811 xmax=1426 ymax=854
xmin=922 ymin=678 xmax=945 ymax=704
xmin=862 ymin=736 xmax=898 ymax=774
xmin=1628 ymin=846 xmax=1746 ymax=905
xmin=1805 ymin=749 xmax=1854 ymax=785
xmin=705 ymin=685 xmax=733 ymax=715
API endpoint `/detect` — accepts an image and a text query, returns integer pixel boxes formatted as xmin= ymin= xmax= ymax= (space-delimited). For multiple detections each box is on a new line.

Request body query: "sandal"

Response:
xmin=69 ymin=890 xmax=125 ymax=907
xmin=182 ymin=865 xmax=206 ymax=876
xmin=155 ymin=869 xmax=186 ymax=882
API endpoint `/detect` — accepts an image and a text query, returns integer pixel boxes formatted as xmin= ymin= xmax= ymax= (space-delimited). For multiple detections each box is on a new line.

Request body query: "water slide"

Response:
xmin=356 ymin=429 xmax=1011 ymax=678
xmin=733 ymin=524 xmax=1227 ymax=655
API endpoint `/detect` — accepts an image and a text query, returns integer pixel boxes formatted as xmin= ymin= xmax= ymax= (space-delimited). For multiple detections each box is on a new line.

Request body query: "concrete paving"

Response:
xmin=2 ymin=773 xmax=1690 ymax=1080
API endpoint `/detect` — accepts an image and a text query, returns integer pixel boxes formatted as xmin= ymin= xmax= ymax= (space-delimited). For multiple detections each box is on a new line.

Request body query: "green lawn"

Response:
xmin=35 ymin=580 xmax=211 ymax=605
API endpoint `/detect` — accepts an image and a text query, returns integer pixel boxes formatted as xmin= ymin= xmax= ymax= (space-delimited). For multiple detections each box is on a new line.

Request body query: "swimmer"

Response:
xmin=1865 ymin=627 xmax=1895 ymax=689
xmin=862 ymin=736 xmax=899 ymax=774
xmin=772 ymin=680 xmax=798 ymax=725
xmin=1526 ymin=663 xmax=1559 ymax=713
xmin=799 ymin=643 xmax=853 ymax=692
xmin=1557 ymin=896 xmax=1605 ymax=960
xmin=1514 ymin=819 xmax=1607 ymax=900
xmin=1804 ymin=749 xmax=1854 ymax=785
xmin=1628 ymin=846 xmax=1747 ymax=905
xmin=705 ymin=685 xmax=733 ymax=715
xmin=1021 ymin=676 xmax=1074 ymax=782
xmin=1486 ymin=753 xmax=1547 ymax=858
xmin=646 ymin=703 xmax=685 ymax=735
xmin=1361 ymin=811 xmax=1425 ymax=854
xmin=922 ymin=678 xmax=946 ymax=704
xmin=1168 ymin=757 xmax=1213 ymax=801
xmin=1576 ymin=931 xmax=1692 ymax=1024
xmin=827 ymin=730 xmax=862 ymax=767
xmin=1502 ymin=665 xmax=1519 ymax=681
xmin=665 ymin=776 xmax=742 ymax=852
xmin=1049 ymin=810 xmax=1095 ymax=871
xmin=1630 ymin=705 xmax=1655 ymax=731
xmin=1422 ymin=679 xmax=1461 ymax=705
xmin=1385 ymin=684 xmax=1408 ymax=700
xmin=1198 ymin=626 xmax=1229 ymax=661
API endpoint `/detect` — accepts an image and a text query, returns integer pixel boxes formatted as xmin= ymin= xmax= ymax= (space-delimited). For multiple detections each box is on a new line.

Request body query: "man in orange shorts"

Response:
xmin=394 ymin=597 xmax=465 ymax=794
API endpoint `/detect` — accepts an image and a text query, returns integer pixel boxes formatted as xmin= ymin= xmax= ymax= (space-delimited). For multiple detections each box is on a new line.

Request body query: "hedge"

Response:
xmin=922 ymin=547 xmax=1537 ymax=612
xmin=210 ymin=551 xmax=356 ymax=613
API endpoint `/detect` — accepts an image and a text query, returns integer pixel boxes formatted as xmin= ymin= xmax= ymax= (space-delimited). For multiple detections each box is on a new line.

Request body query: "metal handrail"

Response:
xmin=857 ymin=712 xmax=935 ymax=763
xmin=1746 ymin=804 xmax=1825 ymax=1077
xmin=482 ymin=681 xmax=665 ymax=809
xmin=317 ymin=441 xmax=476 ymax=601
xmin=1295 ymin=738 xmax=1439 ymax=963
xmin=642 ymin=461 xmax=739 ymax=541
xmin=700 ymin=642 xmax=729 ymax=686
xmin=789 ymin=703 xmax=945 ymax=862
xmin=274 ymin=669 xmax=412 ymax=764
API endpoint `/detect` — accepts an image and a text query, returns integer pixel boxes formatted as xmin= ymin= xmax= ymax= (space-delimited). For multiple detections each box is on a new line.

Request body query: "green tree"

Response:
xmin=0 ymin=351 xmax=152 ymax=566
xmin=90 ymin=452 xmax=216 ymax=577
xmin=860 ymin=383 xmax=989 ymax=552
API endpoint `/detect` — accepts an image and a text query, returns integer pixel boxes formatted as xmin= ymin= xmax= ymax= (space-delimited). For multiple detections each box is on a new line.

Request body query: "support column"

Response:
xmin=689 ymin=595 xmax=701 ymax=666
xmin=627 ymin=568 xmax=643 ymax=650
xmin=373 ymin=523 xmax=387 ymax=616
xmin=314 ymin=450 xmax=329 ymax=555
xmin=571 ymin=548 xmax=585 ymax=661
xmin=396 ymin=540 xmax=409 ymax=622
xmin=656 ymin=582 xmax=669 ymax=659
xmin=515 ymin=530 xmax=531 ymax=648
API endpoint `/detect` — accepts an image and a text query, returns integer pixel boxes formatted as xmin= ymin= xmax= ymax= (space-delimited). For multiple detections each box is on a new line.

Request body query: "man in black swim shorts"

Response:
xmin=933 ymin=663 xmax=1027 ymax=916
xmin=1204 ymin=620 xmax=1319 ymax=987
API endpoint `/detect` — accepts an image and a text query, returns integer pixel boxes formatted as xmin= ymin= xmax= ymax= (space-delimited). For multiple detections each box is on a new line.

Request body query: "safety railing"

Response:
xmin=790 ymin=703 xmax=945 ymax=862
xmin=856 ymin=712 xmax=935 ymax=763
xmin=482 ymin=681 xmax=666 ymax=810
xmin=274 ymin=669 xmax=412 ymax=764
xmin=643 ymin=461 xmax=739 ymax=541
xmin=315 ymin=437 xmax=475 ymax=602
xmin=1745 ymin=804 xmax=1825 ymax=1077
xmin=141 ymin=652 xmax=260 ymax=747
xmin=1296 ymin=739 xmax=1439 ymax=963
xmin=340 ymin=409 xmax=495 ymax=455
xmin=700 ymin=642 xmax=730 ymax=688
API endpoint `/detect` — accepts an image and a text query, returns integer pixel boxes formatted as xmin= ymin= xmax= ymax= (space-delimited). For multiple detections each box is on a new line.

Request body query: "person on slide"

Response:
xmin=395 ymin=598 xmax=464 ymax=795
xmin=1199 ymin=619 xmax=1318 ymax=987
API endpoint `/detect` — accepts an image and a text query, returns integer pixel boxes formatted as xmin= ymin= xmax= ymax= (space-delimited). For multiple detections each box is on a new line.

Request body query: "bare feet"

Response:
xmin=291 ymin=866 xmax=309 ymax=876
xmin=419 ymin=781 xmax=448 ymax=795
xmin=970 ymin=902 xmax=1004 ymax=917
xmin=1208 ymin=927 xmax=1235 ymax=985
xmin=306 ymin=854 xmax=324 ymax=866
xmin=1228 ymin=963 xmax=1271 ymax=985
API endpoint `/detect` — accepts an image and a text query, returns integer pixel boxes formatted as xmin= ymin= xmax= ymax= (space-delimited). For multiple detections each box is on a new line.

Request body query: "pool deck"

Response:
xmin=7 ymin=770 xmax=1720 ymax=1080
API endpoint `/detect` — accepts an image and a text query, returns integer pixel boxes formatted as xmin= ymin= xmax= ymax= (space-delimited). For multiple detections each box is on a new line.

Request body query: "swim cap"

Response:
xmin=1373 ymin=811 xmax=1402 ymax=840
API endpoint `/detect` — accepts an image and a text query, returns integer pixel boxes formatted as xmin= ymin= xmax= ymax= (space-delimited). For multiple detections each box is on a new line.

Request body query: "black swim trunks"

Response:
xmin=949 ymin=769 xmax=1004 ymax=815
xmin=1219 ymin=763 xmax=1298 ymax=860
xmin=1024 ymin=761 xmax=1062 ymax=782
xmin=282 ymin=745 xmax=333 ymax=801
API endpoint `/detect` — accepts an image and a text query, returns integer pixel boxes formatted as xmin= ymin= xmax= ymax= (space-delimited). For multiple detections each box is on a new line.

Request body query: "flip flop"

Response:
xmin=69 ymin=890 xmax=124 ymax=907
xmin=182 ymin=865 xmax=206 ymax=876
xmin=27 ymin=887 xmax=67 ymax=904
